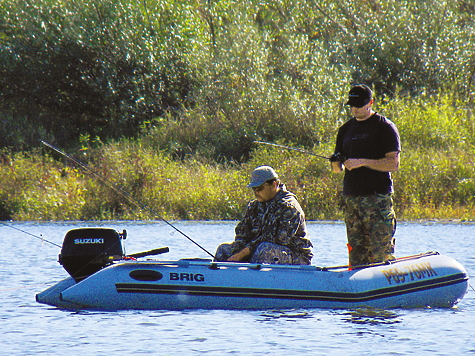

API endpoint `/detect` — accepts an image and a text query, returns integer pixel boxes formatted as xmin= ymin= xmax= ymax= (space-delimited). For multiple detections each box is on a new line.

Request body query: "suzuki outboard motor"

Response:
xmin=59 ymin=228 xmax=126 ymax=282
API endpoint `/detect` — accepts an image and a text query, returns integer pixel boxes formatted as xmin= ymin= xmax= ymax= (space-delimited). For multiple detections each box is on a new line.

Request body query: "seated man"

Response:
xmin=214 ymin=165 xmax=313 ymax=265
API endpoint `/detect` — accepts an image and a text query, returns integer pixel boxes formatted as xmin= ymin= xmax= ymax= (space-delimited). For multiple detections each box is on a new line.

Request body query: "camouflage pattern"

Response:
xmin=215 ymin=242 xmax=310 ymax=265
xmin=344 ymin=194 xmax=396 ymax=267
xmin=214 ymin=184 xmax=313 ymax=265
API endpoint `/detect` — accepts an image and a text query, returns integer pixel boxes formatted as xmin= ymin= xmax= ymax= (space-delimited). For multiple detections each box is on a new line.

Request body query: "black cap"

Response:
xmin=345 ymin=84 xmax=373 ymax=108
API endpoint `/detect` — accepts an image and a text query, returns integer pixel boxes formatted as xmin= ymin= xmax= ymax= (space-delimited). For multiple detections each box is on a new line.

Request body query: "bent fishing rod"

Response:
xmin=41 ymin=141 xmax=215 ymax=259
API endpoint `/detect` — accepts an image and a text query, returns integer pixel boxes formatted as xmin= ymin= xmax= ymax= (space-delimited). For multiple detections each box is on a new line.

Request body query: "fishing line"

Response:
xmin=0 ymin=220 xmax=125 ymax=281
xmin=41 ymin=141 xmax=215 ymax=259
xmin=0 ymin=221 xmax=62 ymax=248
xmin=253 ymin=141 xmax=330 ymax=160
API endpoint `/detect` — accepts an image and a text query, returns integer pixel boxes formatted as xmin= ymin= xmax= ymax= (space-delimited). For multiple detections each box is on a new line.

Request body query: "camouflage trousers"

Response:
xmin=344 ymin=194 xmax=396 ymax=267
xmin=214 ymin=242 xmax=310 ymax=265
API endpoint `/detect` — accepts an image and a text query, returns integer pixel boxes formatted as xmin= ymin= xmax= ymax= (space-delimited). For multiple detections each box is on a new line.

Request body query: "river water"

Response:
xmin=1 ymin=221 xmax=474 ymax=355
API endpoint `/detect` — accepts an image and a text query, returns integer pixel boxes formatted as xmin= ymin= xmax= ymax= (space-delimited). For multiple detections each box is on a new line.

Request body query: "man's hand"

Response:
xmin=330 ymin=153 xmax=345 ymax=173
xmin=228 ymin=247 xmax=251 ymax=262
xmin=329 ymin=153 xmax=346 ymax=163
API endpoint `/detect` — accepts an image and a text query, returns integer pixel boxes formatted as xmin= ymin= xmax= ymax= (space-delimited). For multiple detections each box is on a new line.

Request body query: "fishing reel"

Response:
xmin=329 ymin=152 xmax=346 ymax=163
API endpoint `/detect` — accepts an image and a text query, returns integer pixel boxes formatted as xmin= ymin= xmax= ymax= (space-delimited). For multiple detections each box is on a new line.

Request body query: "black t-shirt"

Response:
xmin=334 ymin=113 xmax=401 ymax=196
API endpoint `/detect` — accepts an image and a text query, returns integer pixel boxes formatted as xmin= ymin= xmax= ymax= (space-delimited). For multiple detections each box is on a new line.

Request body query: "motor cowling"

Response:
xmin=59 ymin=228 xmax=126 ymax=282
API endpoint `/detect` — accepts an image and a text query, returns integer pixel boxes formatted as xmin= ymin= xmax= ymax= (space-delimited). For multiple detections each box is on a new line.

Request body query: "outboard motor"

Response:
xmin=59 ymin=228 xmax=126 ymax=282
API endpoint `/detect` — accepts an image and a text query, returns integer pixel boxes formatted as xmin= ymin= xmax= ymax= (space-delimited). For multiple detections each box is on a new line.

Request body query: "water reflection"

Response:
xmin=260 ymin=309 xmax=311 ymax=320
xmin=341 ymin=308 xmax=402 ymax=325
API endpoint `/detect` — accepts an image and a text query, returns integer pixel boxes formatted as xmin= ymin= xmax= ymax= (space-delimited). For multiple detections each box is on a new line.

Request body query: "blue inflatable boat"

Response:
xmin=36 ymin=228 xmax=469 ymax=310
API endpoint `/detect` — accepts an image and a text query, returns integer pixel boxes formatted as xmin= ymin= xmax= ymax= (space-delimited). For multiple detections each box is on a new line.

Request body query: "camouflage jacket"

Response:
xmin=232 ymin=184 xmax=313 ymax=262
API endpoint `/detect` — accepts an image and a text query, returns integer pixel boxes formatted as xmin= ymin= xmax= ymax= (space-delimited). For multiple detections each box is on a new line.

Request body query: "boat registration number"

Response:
xmin=381 ymin=262 xmax=437 ymax=284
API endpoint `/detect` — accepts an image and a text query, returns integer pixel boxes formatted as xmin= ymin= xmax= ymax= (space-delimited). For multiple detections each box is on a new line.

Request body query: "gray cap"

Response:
xmin=247 ymin=166 xmax=278 ymax=188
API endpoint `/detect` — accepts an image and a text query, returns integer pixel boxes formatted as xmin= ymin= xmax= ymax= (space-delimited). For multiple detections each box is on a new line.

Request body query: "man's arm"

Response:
xmin=342 ymin=151 xmax=399 ymax=172
xmin=227 ymin=247 xmax=251 ymax=261
xmin=228 ymin=202 xmax=256 ymax=261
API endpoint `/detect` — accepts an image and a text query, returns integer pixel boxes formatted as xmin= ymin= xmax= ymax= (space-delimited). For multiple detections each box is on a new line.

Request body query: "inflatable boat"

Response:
xmin=36 ymin=228 xmax=469 ymax=310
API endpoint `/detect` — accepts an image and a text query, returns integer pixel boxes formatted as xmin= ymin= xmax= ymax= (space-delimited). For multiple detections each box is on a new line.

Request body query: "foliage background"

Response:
xmin=0 ymin=0 xmax=474 ymax=221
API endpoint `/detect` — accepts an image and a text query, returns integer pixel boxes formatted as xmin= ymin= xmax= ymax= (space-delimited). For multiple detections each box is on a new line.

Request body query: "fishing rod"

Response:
xmin=253 ymin=141 xmax=329 ymax=160
xmin=0 ymin=219 xmax=167 ymax=282
xmin=41 ymin=141 xmax=215 ymax=259
xmin=0 ymin=221 xmax=62 ymax=248
xmin=254 ymin=141 xmax=346 ymax=163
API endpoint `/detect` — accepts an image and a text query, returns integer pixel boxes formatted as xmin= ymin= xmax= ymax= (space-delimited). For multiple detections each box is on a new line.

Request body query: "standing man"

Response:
xmin=214 ymin=165 xmax=313 ymax=265
xmin=331 ymin=84 xmax=401 ymax=267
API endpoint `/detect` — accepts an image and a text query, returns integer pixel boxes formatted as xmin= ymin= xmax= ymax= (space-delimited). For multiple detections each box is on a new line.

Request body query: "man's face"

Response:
xmin=350 ymin=100 xmax=373 ymax=120
xmin=252 ymin=182 xmax=276 ymax=202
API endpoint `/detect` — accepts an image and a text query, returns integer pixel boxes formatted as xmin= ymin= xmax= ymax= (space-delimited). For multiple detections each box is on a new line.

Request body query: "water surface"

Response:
xmin=1 ymin=221 xmax=474 ymax=355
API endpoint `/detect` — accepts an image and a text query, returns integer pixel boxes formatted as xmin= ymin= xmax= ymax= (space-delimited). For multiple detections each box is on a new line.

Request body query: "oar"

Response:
xmin=127 ymin=247 xmax=170 ymax=259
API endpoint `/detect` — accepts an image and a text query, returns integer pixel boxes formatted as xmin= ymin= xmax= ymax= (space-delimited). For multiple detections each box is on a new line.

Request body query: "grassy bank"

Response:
xmin=1 ymin=96 xmax=474 ymax=222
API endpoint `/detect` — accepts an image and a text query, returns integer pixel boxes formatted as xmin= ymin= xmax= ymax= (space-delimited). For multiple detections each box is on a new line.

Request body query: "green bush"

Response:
xmin=0 ymin=1 xmax=474 ymax=221
xmin=0 ymin=0 xmax=198 ymax=148
xmin=1 ymin=0 xmax=474 ymax=161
